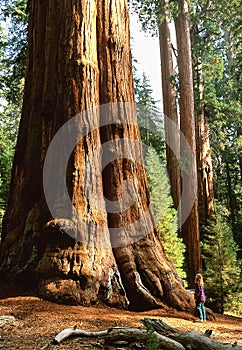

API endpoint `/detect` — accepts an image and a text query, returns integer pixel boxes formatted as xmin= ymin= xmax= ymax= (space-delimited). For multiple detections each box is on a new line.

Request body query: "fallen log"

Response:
xmin=141 ymin=318 xmax=242 ymax=350
xmin=53 ymin=318 xmax=242 ymax=350
xmin=104 ymin=327 xmax=186 ymax=350
xmin=54 ymin=326 xmax=109 ymax=343
xmin=54 ymin=325 xmax=185 ymax=349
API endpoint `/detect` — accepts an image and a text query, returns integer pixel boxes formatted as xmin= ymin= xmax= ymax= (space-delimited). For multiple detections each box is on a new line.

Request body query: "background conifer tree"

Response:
xmin=202 ymin=204 xmax=241 ymax=314
xmin=145 ymin=146 xmax=187 ymax=282
xmin=0 ymin=1 xmax=27 ymax=233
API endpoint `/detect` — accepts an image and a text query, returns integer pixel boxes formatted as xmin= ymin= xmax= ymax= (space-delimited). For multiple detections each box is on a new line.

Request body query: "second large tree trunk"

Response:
xmin=175 ymin=0 xmax=202 ymax=287
xmin=192 ymin=26 xmax=215 ymax=229
xmin=159 ymin=0 xmax=181 ymax=214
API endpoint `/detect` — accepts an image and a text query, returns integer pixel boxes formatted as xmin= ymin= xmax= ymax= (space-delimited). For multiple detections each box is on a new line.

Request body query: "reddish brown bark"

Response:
xmin=192 ymin=32 xmax=215 ymax=228
xmin=0 ymin=0 xmax=195 ymax=312
xmin=175 ymin=0 xmax=202 ymax=287
xmin=96 ymin=0 xmax=194 ymax=311
xmin=196 ymin=95 xmax=215 ymax=226
xmin=159 ymin=0 xmax=181 ymax=214
xmin=1 ymin=0 xmax=125 ymax=308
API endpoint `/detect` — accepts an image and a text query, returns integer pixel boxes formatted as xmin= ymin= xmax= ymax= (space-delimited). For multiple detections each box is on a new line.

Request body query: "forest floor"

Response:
xmin=0 ymin=288 xmax=241 ymax=349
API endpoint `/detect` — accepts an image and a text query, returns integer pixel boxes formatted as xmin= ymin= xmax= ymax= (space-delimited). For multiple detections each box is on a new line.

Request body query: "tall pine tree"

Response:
xmin=202 ymin=205 xmax=241 ymax=314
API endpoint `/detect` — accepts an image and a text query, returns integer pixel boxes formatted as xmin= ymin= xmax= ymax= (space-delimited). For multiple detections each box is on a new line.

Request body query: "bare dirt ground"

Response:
xmin=0 ymin=291 xmax=241 ymax=349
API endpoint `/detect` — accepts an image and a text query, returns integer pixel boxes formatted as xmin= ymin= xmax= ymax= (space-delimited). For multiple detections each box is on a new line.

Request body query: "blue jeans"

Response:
xmin=196 ymin=301 xmax=206 ymax=321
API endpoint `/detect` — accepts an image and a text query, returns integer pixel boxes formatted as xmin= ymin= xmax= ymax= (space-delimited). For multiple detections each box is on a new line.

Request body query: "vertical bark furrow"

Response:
xmin=0 ymin=0 xmax=195 ymax=312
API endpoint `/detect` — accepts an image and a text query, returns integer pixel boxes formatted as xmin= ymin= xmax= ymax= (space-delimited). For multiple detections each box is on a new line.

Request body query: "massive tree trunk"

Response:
xmin=175 ymin=0 xmax=202 ymax=287
xmin=159 ymin=0 xmax=181 ymax=214
xmin=0 ymin=0 xmax=125 ymax=308
xmin=0 ymin=0 xmax=194 ymax=312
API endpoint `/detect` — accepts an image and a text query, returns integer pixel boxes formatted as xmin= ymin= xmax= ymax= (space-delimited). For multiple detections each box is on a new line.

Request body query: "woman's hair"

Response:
xmin=195 ymin=273 xmax=204 ymax=286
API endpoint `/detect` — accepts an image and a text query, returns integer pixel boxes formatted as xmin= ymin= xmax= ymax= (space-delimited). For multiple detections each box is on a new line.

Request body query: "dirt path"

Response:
xmin=0 ymin=295 xmax=241 ymax=349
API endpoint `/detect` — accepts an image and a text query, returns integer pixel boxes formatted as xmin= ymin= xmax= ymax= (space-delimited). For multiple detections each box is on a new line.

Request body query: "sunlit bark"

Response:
xmin=0 ymin=0 xmax=194 ymax=311
xmin=175 ymin=0 xmax=201 ymax=287
xmin=159 ymin=0 xmax=181 ymax=214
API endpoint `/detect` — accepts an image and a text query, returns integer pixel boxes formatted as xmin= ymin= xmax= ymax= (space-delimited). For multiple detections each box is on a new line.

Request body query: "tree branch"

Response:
xmin=141 ymin=318 xmax=242 ymax=350
xmin=53 ymin=318 xmax=242 ymax=349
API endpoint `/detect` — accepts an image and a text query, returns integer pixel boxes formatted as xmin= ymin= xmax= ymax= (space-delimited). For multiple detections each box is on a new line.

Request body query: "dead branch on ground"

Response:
xmin=52 ymin=318 xmax=242 ymax=350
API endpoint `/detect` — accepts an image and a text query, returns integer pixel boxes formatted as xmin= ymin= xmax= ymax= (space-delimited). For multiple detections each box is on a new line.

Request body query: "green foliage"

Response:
xmin=134 ymin=72 xmax=165 ymax=158
xmin=202 ymin=205 xmax=241 ymax=314
xmin=144 ymin=321 xmax=162 ymax=350
xmin=0 ymin=130 xmax=14 ymax=205
xmin=0 ymin=100 xmax=20 ymax=232
xmin=145 ymin=147 xmax=187 ymax=281
xmin=225 ymin=291 xmax=242 ymax=317
xmin=0 ymin=127 xmax=15 ymax=236
xmin=190 ymin=0 xmax=242 ymax=255
xmin=133 ymin=65 xmax=187 ymax=282
xmin=129 ymin=0 xmax=160 ymax=36
xmin=145 ymin=329 xmax=160 ymax=350
xmin=0 ymin=0 xmax=28 ymax=104
xmin=0 ymin=1 xmax=27 ymax=232
xmin=130 ymin=0 xmax=179 ymax=36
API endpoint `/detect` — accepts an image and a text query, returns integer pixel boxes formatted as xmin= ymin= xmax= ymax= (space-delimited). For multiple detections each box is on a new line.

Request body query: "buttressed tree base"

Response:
xmin=0 ymin=0 xmax=195 ymax=312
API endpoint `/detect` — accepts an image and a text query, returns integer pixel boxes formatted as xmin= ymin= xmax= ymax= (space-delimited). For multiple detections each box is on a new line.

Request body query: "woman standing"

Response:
xmin=194 ymin=273 xmax=206 ymax=322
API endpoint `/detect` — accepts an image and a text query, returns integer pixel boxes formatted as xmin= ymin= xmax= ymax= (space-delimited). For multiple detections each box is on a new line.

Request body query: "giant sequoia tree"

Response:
xmin=174 ymin=0 xmax=201 ymax=286
xmin=131 ymin=0 xmax=203 ymax=286
xmin=0 ymin=0 xmax=194 ymax=311
xmin=159 ymin=0 xmax=181 ymax=213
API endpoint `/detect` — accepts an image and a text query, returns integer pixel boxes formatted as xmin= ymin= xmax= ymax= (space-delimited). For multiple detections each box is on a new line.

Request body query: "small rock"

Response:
xmin=0 ymin=316 xmax=15 ymax=327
